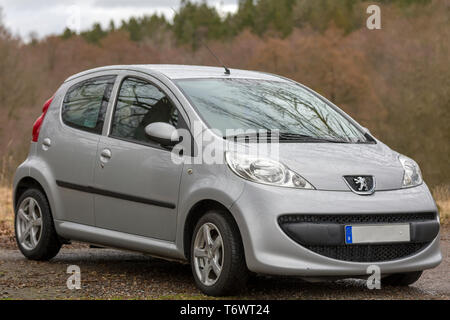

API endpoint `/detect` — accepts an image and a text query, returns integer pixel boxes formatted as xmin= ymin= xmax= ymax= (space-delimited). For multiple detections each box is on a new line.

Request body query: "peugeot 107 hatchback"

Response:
xmin=13 ymin=65 xmax=441 ymax=296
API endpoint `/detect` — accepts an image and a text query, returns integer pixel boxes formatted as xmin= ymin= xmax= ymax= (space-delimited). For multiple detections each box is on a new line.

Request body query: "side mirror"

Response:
xmin=362 ymin=126 xmax=371 ymax=134
xmin=145 ymin=122 xmax=179 ymax=147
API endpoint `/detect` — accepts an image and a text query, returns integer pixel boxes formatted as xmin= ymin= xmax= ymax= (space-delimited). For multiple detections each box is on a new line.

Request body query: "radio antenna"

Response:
xmin=170 ymin=7 xmax=231 ymax=75
xmin=203 ymin=43 xmax=231 ymax=75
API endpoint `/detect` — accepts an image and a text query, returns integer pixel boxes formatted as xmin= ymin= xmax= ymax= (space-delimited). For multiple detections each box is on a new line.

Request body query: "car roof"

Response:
xmin=64 ymin=64 xmax=288 ymax=83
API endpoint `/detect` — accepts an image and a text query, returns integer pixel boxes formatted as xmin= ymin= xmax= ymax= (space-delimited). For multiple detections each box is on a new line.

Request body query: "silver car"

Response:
xmin=13 ymin=65 xmax=441 ymax=296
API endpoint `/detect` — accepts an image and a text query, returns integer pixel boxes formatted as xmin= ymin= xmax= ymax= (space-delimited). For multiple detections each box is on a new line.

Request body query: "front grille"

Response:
xmin=279 ymin=213 xmax=436 ymax=262
xmin=278 ymin=212 xmax=436 ymax=225
xmin=304 ymin=243 xmax=428 ymax=262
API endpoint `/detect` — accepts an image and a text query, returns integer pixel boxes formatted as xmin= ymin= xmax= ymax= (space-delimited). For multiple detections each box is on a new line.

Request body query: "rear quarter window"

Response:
xmin=62 ymin=75 xmax=116 ymax=134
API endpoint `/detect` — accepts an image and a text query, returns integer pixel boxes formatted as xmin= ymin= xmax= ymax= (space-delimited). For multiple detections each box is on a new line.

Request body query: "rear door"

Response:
xmin=37 ymin=74 xmax=117 ymax=225
xmin=92 ymin=74 xmax=188 ymax=241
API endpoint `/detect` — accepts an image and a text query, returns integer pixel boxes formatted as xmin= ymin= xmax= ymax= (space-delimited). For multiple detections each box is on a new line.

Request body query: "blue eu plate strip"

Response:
xmin=345 ymin=226 xmax=353 ymax=244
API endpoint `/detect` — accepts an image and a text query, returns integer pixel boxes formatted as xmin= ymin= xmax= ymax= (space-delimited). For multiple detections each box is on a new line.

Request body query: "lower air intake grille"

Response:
xmin=304 ymin=243 xmax=427 ymax=262
xmin=278 ymin=213 xmax=436 ymax=262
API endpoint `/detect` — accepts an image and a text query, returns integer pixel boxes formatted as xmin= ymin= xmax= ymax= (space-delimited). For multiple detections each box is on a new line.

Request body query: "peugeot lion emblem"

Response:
xmin=354 ymin=177 xmax=369 ymax=191
xmin=343 ymin=175 xmax=375 ymax=195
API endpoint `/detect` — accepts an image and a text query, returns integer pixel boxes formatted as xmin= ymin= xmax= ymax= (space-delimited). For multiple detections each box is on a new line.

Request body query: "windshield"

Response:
xmin=176 ymin=78 xmax=370 ymax=143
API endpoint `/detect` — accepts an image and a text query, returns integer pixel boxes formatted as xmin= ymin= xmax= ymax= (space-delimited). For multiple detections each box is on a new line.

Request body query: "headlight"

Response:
xmin=225 ymin=152 xmax=314 ymax=189
xmin=399 ymin=155 xmax=423 ymax=188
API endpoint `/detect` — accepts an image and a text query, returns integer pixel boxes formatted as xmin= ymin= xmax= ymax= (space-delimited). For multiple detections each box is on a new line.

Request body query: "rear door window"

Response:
xmin=62 ymin=75 xmax=116 ymax=134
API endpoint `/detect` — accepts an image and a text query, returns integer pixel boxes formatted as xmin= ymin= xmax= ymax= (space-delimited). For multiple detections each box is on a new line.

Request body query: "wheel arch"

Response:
xmin=14 ymin=177 xmax=47 ymax=211
xmin=183 ymin=199 xmax=244 ymax=261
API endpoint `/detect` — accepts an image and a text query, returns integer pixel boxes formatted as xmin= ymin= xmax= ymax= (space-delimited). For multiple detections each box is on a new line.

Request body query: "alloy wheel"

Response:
xmin=16 ymin=197 xmax=43 ymax=250
xmin=193 ymin=222 xmax=224 ymax=286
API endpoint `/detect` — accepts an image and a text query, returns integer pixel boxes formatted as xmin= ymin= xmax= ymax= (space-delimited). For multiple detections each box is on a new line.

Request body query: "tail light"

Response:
xmin=32 ymin=96 xmax=54 ymax=142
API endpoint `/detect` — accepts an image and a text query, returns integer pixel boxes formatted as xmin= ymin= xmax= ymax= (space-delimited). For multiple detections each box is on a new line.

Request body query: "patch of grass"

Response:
xmin=433 ymin=184 xmax=450 ymax=225
xmin=0 ymin=186 xmax=14 ymax=246
xmin=0 ymin=186 xmax=13 ymax=223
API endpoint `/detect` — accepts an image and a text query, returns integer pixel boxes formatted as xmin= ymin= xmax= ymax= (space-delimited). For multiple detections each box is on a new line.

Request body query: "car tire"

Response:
xmin=15 ymin=188 xmax=61 ymax=261
xmin=190 ymin=210 xmax=248 ymax=296
xmin=382 ymin=271 xmax=423 ymax=286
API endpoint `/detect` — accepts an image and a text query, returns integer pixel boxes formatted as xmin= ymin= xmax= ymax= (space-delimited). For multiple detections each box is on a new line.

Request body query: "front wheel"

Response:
xmin=190 ymin=211 xmax=248 ymax=296
xmin=15 ymin=188 xmax=61 ymax=260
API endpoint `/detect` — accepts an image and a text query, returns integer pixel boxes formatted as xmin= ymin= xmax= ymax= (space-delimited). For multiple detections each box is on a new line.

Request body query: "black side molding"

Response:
xmin=56 ymin=180 xmax=176 ymax=209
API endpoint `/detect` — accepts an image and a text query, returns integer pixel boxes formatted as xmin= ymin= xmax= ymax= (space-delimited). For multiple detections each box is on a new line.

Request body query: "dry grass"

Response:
xmin=433 ymin=185 xmax=450 ymax=225
xmin=0 ymin=142 xmax=15 ymax=226
xmin=0 ymin=186 xmax=14 ymax=246
xmin=0 ymin=186 xmax=13 ymax=222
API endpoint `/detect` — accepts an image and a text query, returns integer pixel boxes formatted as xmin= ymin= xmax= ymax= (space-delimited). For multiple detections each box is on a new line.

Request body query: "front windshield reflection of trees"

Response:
xmin=177 ymin=79 xmax=368 ymax=143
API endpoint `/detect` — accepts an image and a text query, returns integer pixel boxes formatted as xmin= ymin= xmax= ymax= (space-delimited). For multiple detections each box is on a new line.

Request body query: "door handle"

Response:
xmin=100 ymin=149 xmax=112 ymax=163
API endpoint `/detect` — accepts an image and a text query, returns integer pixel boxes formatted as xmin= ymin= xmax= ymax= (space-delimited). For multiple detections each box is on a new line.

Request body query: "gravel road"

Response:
xmin=0 ymin=228 xmax=448 ymax=300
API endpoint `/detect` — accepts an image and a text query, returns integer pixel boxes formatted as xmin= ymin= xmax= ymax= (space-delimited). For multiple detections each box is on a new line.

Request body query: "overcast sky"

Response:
xmin=0 ymin=0 xmax=238 ymax=41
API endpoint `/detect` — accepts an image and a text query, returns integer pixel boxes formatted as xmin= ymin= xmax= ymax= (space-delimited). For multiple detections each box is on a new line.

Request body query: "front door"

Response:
xmin=93 ymin=76 xmax=186 ymax=241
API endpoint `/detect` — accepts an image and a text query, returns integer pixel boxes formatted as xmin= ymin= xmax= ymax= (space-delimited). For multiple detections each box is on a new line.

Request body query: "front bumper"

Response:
xmin=230 ymin=182 xmax=442 ymax=276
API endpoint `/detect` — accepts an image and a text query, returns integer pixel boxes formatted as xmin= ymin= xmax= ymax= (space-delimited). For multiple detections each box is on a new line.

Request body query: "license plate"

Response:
xmin=345 ymin=224 xmax=410 ymax=244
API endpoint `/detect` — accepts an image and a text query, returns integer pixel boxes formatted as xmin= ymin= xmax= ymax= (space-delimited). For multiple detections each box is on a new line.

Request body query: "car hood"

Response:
xmin=275 ymin=142 xmax=404 ymax=191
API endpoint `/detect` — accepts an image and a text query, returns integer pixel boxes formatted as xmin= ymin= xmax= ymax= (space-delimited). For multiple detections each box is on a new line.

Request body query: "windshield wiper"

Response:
xmin=223 ymin=131 xmax=275 ymax=142
xmin=223 ymin=132 xmax=350 ymax=143
xmin=278 ymin=133 xmax=348 ymax=143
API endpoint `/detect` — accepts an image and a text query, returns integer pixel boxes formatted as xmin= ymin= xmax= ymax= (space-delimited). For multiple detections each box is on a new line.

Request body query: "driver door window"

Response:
xmin=110 ymin=77 xmax=178 ymax=146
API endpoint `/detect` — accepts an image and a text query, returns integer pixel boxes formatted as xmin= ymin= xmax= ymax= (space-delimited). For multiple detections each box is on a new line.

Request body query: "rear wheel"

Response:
xmin=15 ymin=189 xmax=61 ymax=260
xmin=190 ymin=211 xmax=248 ymax=296
xmin=383 ymin=271 xmax=423 ymax=286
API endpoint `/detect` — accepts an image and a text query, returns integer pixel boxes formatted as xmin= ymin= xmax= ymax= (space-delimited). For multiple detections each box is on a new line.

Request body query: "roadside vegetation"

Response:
xmin=433 ymin=185 xmax=450 ymax=225
xmin=0 ymin=185 xmax=14 ymax=247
